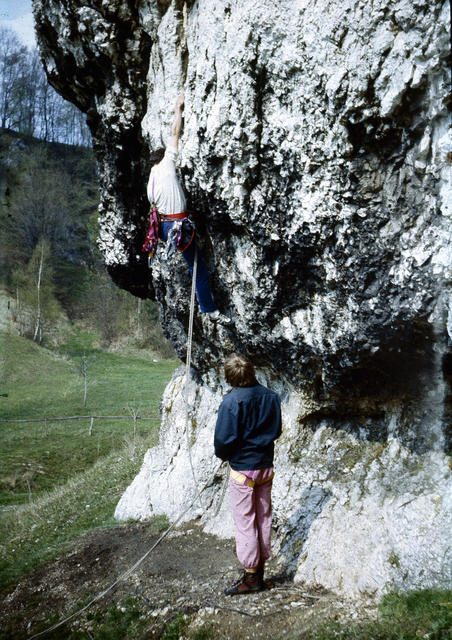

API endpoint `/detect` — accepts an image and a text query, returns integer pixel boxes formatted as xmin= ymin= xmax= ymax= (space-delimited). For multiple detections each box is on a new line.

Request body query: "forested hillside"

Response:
xmin=0 ymin=127 xmax=96 ymax=298
xmin=0 ymin=127 xmax=172 ymax=355
xmin=0 ymin=27 xmax=174 ymax=355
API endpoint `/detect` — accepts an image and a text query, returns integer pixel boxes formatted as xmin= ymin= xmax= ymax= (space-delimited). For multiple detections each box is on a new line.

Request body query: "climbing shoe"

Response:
xmin=224 ymin=571 xmax=264 ymax=596
xmin=208 ymin=310 xmax=232 ymax=325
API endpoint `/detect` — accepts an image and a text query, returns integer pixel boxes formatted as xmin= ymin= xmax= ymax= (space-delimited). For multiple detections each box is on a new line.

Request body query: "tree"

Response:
xmin=12 ymin=238 xmax=61 ymax=342
xmin=4 ymin=148 xmax=73 ymax=251
xmin=0 ymin=26 xmax=91 ymax=145
xmin=1 ymin=143 xmax=97 ymax=286
xmin=32 ymin=240 xmax=45 ymax=341
xmin=80 ymin=351 xmax=89 ymax=407
xmin=13 ymin=49 xmax=42 ymax=136
xmin=0 ymin=28 xmax=27 ymax=130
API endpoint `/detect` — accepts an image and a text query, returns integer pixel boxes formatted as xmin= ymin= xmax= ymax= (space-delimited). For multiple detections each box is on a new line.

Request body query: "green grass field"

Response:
xmin=0 ymin=330 xmax=177 ymax=505
xmin=0 ymin=328 xmax=177 ymax=590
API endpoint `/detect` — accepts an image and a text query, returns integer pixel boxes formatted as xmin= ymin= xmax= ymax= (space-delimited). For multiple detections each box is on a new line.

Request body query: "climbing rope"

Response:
xmin=26 ymin=459 xmax=224 ymax=640
xmin=184 ymin=246 xmax=203 ymax=506
xmin=185 ymin=244 xmax=198 ymax=377
xmin=213 ymin=462 xmax=229 ymax=517
xmin=26 ymin=246 xmax=225 ymax=639
xmin=183 ymin=246 xmax=229 ymax=514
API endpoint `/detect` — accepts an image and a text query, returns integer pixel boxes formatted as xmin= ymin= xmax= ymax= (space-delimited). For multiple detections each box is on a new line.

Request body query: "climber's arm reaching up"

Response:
xmin=169 ymin=93 xmax=185 ymax=149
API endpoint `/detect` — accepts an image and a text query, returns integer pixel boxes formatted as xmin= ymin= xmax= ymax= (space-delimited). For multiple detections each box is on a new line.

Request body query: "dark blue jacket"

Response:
xmin=214 ymin=383 xmax=282 ymax=470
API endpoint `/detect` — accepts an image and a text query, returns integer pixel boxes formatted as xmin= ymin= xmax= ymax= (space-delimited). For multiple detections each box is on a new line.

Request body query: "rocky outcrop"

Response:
xmin=34 ymin=0 xmax=451 ymax=599
xmin=33 ymin=0 xmax=154 ymax=296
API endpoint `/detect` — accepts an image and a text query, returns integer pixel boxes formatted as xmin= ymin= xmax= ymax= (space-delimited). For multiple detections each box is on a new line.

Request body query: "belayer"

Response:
xmin=214 ymin=353 xmax=282 ymax=595
xmin=143 ymin=94 xmax=230 ymax=324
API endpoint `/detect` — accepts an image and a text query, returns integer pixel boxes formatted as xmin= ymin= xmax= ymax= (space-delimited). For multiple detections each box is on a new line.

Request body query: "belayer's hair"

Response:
xmin=224 ymin=353 xmax=257 ymax=387
xmin=149 ymin=147 xmax=165 ymax=167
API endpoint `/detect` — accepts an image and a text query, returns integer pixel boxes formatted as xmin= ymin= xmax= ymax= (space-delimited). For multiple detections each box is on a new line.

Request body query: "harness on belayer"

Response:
xmin=230 ymin=468 xmax=274 ymax=488
xmin=141 ymin=180 xmax=195 ymax=267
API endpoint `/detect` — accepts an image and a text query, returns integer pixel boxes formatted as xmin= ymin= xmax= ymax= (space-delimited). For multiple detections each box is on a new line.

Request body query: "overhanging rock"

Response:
xmin=34 ymin=0 xmax=451 ymax=599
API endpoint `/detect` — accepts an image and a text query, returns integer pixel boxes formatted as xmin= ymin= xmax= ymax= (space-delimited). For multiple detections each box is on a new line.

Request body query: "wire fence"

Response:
xmin=0 ymin=414 xmax=159 ymax=437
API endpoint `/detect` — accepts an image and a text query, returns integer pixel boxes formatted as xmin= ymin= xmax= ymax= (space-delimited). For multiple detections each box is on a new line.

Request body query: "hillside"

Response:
xmin=0 ymin=127 xmax=97 ymax=307
xmin=0 ymin=129 xmax=173 ymax=354
xmin=0 ymin=322 xmax=176 ymax=505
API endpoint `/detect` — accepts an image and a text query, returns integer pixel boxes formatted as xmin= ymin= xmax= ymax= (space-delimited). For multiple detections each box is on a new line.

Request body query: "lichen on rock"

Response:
xmin=33 ymin=0 xmax=451 ymax=599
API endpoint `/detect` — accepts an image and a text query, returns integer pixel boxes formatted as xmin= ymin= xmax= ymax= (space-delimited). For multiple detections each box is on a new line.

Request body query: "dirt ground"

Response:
xmin=1 ymin=522 xmax=375 ymax=640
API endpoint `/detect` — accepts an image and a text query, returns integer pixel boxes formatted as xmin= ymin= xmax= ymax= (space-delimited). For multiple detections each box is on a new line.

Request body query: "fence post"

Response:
xmin=133 ymin=415 xmax=137 ymax=439
xmin=89 ymin=416 xmax=94 ymax=436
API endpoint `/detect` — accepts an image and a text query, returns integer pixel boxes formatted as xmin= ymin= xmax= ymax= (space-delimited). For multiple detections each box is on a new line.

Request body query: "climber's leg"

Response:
xmin=160 ymin=220 xmax=218 ymax=314
xmin=181 ymin=241 xmax=217 ymax=313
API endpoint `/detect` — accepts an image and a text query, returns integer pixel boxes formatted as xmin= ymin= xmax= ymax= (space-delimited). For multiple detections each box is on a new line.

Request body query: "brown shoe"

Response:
xmin=257 ymin=566 xmax=274 ymax=589
xmin=224 ymin=571 xmax=264 ymax=596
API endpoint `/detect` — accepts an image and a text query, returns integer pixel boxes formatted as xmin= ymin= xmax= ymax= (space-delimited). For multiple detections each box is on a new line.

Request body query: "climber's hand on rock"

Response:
xmin=170 ymin=94 xmax=185 ymax=147
xmin=175 ymin=93 xmax=185 ymax=111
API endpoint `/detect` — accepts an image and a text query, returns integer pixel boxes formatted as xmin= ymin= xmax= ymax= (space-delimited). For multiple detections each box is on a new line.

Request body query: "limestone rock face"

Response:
xmin=34 ymin=0 xmax=451 ymax=599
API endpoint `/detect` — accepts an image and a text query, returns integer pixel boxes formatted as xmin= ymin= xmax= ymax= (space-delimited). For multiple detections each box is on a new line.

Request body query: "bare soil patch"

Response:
xmin=1 ymin=522 xmax=372 ymax=639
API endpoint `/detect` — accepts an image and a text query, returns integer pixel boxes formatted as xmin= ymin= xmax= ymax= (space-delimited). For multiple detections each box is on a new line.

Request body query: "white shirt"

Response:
xmin=147 ymin=145 xmax=186 ymax=214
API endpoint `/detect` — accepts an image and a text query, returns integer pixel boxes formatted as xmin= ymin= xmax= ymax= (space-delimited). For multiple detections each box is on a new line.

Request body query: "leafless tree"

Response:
xmin=0 ymin=27 xmax=27 ymax=129
xmin=80 ymin=351 xmax=89 ymax=407
xmin=0 ymin=26 xmax=91 ymax=145
xmin=12 ymin=238 xmax=60 ymax=343
xmin=32 ymin=241 xmax=44 ymax=341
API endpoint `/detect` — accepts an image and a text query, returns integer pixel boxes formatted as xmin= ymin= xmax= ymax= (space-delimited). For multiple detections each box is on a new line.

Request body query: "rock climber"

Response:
xmin=145 ymin=93 xmax=229 ymax=324
xmin=214 ymin=353 xmax=282 ymax=595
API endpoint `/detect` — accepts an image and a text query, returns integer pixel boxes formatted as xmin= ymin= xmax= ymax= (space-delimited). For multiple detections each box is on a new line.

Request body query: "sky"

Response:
xmin=0 ymin=0 xmax=36 ymax=48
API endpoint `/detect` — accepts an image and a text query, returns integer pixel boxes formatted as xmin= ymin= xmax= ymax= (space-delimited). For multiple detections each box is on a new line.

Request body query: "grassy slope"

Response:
xmin=0 ymin=328 xmax=177 ymax=589
xmin=1 ymin=330 xmax=174 ymax=418
xmin=0 ymin=330 xmax=177 ymax=504
xmin=0 ymin=435 xmax=169 ymax=591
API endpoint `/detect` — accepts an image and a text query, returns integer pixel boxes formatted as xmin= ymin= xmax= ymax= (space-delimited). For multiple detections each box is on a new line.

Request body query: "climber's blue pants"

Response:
xmin=161 ymin=221 xmax=217 ymax=313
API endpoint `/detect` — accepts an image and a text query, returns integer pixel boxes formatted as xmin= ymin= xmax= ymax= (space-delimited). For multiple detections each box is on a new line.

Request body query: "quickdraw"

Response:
xmin=164 ymin=218 xmax=195 ymax=259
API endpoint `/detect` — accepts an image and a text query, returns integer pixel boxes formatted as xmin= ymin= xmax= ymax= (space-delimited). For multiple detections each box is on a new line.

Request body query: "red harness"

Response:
xmin=142 ymin=180 xmax=194 ymax=263
xmin=160 ymin=212 xmax=186 ymax=221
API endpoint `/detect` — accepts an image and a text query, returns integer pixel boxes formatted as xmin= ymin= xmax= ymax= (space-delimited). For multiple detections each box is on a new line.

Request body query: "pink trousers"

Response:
xmin=229 ymin=467 xmax=274 ymax=570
